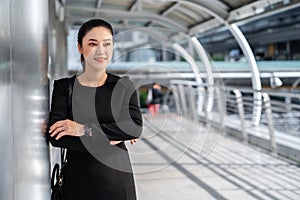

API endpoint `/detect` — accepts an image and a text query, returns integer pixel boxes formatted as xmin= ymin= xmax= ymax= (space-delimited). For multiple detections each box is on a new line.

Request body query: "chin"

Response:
xmin=94 ymin=65 xmax=107 ymax=71
xmin=86 ymin=62 xmax=107 ymax=71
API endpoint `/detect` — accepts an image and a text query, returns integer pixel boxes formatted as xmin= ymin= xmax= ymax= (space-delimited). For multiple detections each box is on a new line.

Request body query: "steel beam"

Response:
xmin=65 ymin=5 xmax=187 ymax=32
xmin=191 ymin=37 xmax=214 ymax=114
xmin=227 ymin=23 xmax=262 ymax=125
xmin=95 ymin=0 xmax=103 ymax=17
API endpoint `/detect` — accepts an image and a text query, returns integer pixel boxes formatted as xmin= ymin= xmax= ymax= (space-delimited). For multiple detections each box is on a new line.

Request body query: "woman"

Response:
xmin=47 ymin=19 xmax=143 ymax=200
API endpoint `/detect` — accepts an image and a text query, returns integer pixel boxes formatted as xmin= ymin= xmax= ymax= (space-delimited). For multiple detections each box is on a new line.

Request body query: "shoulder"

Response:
xmin=55 ymin=74 xmax=76 ymax=82
xmin=106 ymin=73 xmax=121 ymax=82
xmin=107 ymin=73 xmax=132 ymax=87
xmin=53 ymin=75 xmax=76 ymax=88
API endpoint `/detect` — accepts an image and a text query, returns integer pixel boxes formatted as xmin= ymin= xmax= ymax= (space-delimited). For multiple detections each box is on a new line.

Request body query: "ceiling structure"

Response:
xmin=60 ymin=0 xmax=300 ymax=44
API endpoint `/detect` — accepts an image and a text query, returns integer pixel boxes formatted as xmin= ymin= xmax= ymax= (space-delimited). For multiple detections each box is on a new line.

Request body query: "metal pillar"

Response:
xmin=177 ymin=84 xmax=188 ymax=115
xmin=49 ymin=0 xmax=68 ymax=80
xmin=232 ymin=89 xmax=247 ymax=142
xmin=187 ymin=84 xmax=198 ymax=122
xmin=170 ymin=85 xmax=181 ymax=115
xmin=0 ymin=1 xmax=13 ymax=199
xmin=0 ymin=0 xmax=51 ymax=199
xmin=162 ymin=43 xmax=168 ymax=61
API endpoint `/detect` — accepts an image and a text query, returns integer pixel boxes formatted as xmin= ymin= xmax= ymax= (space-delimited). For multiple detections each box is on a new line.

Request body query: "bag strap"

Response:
xmin=60 ymin=148 xmax=67 ymax=166
xmin=51 ymin=163 xmax=60 ymax=190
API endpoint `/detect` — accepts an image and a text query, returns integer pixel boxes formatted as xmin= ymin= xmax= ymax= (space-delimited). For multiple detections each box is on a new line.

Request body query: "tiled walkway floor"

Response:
xmin=128 ymin=114 xmax=300 ymax=200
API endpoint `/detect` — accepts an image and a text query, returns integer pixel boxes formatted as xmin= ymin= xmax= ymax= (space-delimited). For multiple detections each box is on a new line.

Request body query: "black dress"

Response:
xmin=47 ymin=73 xmax=143 ymax=200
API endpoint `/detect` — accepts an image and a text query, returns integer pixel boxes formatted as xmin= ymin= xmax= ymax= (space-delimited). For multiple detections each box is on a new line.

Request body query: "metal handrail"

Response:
xmin=166 ymin=80 xmax=299 ymax=156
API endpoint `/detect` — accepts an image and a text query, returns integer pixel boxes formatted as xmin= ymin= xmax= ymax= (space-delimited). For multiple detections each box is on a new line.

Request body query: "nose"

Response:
xmin=95 ymin=43 xmax=105 ymax=54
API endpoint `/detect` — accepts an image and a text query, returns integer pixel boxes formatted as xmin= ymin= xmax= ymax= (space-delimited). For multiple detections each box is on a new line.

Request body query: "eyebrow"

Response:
xmin=88 ymin=38 xmax=112 ymax=42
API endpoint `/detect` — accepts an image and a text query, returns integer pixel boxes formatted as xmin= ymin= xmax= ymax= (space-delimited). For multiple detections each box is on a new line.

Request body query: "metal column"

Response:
xmin=0 ymin=0 xmax=51 ymax=199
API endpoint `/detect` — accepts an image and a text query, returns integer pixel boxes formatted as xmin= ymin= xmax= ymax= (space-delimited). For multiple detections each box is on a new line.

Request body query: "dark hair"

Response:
xmin=77 ymin=19 xmax=114 ymax=63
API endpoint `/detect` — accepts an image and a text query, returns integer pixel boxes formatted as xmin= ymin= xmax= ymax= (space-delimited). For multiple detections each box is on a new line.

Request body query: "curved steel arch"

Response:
xmin=171 ymin=0 xmax=262 ymax=125
xmin=191 ymin=37 xmax=214 ymax=116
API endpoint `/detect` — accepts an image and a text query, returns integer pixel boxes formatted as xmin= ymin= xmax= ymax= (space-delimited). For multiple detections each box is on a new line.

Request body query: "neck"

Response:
xmin=78 ymin=68 xmax=108 ymax=87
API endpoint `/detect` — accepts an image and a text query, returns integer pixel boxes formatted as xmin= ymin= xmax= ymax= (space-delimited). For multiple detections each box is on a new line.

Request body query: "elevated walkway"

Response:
xmin=129 ymin=114 xmax=300 ymax=200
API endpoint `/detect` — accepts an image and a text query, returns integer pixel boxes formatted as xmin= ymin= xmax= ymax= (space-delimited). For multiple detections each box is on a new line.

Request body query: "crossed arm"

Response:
xmin=47 ymin=78 xmax=143 ymax=152
xmin=49 ymin=119 xmax=138 ymax=145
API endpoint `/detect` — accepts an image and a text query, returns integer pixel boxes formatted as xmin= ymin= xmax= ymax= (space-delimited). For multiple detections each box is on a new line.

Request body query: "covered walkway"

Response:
xmin=1 ymin=0 xmax=300 ymax=199
xmin=133 ymin=114 xmax=300 ymax=200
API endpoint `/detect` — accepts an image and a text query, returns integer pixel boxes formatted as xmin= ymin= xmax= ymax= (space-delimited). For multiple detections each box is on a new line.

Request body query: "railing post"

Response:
xmin=177 ymin=84 xmax=188 ymax=116
xmin=187 ymin=84 xmax=198 ymax=122
xmin=262 ymin=93 xmax=277 ymax=154
xmin=232 ymin=89 xmax=248 ymax=142
xmin=215 ymin=85 xmax=225 ymax=126
xmin=170 ymin=85 xmax=181 ymax=115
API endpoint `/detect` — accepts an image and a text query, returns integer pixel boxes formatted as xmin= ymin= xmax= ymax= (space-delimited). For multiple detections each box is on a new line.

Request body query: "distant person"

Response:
xmin=147 ymin=83 xmax=162 ymax=115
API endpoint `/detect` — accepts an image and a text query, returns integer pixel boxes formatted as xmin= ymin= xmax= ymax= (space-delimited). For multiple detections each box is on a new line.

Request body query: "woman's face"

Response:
xmin=78 ymin=26 xmax=113 ymax=71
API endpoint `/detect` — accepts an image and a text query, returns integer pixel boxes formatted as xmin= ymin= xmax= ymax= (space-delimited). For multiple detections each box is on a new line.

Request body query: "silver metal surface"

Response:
xmin=49 ymin=0 xmax=68 ymax=80
xmin=0 ymin=0 xmax=13 ymax=199
xmin=227 ymin=23 xmax=262 ymax=126
xmin=232 ymin=89 xmax=247 ymax=142
xmin=0 ymin=0 xmax=51 ymax=199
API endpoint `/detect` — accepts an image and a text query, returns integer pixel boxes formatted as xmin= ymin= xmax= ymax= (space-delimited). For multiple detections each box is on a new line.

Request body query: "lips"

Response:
xmin=94 ymin=57 xmax=106 ymax=62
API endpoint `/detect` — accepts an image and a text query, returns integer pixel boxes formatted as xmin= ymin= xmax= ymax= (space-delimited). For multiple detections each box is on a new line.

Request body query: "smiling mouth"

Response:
xmin=94 ymin=57 xmax=106 ymax=62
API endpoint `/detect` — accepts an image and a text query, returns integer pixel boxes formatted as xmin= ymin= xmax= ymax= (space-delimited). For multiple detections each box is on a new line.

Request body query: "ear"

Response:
xmin=77 ymin=44 xmax=83 ymax=54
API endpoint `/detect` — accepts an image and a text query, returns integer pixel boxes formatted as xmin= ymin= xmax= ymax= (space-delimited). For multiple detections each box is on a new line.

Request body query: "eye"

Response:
xmin=88 ymin=43 xmax=97 ymax=46
xmin=103 ymin=43 xmax=111 ymax=47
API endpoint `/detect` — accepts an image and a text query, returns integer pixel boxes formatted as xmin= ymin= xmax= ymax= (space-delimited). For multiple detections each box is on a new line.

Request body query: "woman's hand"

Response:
xmin=130 ymin=139 xmax=137 ymax=145
xmin=110 ymin=139 xmax=138 ymax=145
xmin=49 ymin=119 xmax=84 ymax=140
xmin=110 ymin=140 xmax=122 ymax=145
